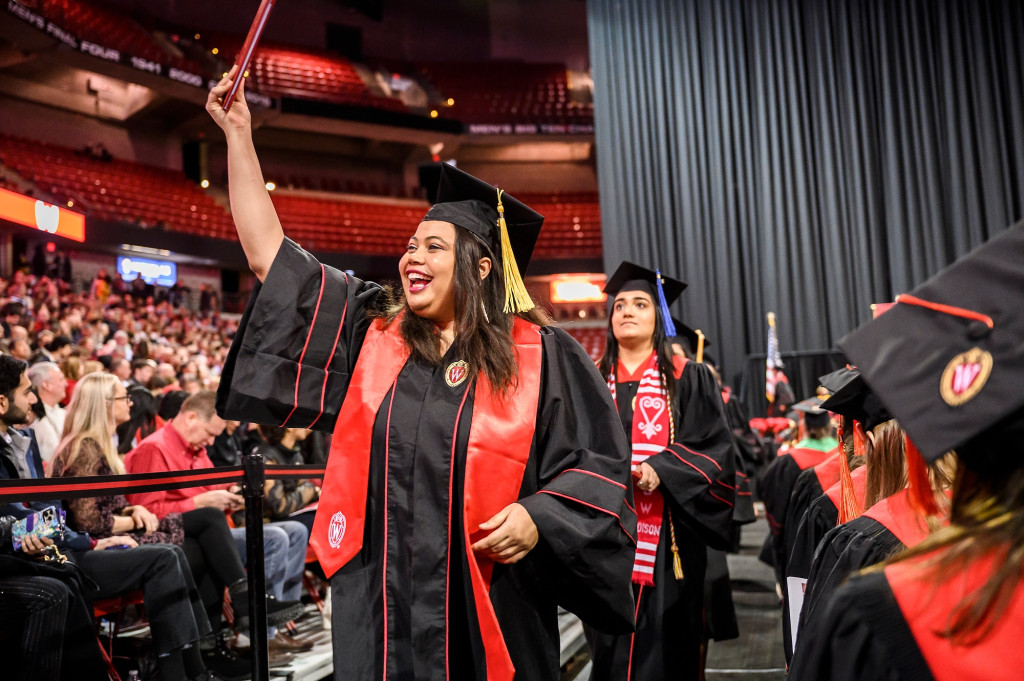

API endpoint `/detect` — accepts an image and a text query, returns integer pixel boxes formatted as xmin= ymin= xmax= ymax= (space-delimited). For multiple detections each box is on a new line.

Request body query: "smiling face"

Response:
xmin=611 ymin=290 xmax=658 ymax=346
xmin=399 ymin=220 xmax=458 ymax=325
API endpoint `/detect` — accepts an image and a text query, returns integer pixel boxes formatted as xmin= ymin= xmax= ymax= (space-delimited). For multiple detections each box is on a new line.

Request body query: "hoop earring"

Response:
xmin=481 ymin=301 xmax=490 ymax=323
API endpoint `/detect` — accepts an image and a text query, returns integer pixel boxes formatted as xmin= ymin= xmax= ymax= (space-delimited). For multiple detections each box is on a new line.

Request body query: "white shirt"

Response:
xmin=30 ymin=402 xmax=66 ymax=464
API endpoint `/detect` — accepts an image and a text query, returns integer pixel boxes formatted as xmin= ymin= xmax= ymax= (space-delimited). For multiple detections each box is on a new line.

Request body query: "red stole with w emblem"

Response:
xmin=608 ymin=352 xmax=683 ymax=586
xmin=310 ymin=314 xmax=542 ymax=681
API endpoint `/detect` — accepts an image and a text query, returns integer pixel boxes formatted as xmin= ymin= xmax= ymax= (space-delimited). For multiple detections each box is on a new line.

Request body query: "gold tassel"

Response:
xmin=669 ymin=511 xmax=684 ymax=580
xmin=496 ymin=188 xmax=535 ymax=314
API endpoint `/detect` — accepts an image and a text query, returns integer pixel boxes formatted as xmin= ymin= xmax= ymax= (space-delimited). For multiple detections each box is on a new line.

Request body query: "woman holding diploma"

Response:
xmin=206 ymin=68 xmax=637 ymax=681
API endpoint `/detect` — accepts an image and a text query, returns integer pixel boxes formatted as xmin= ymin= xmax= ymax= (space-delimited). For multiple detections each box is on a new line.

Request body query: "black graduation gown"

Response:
xmin=793 ymin=516 xmax=903 ymax=655
xmin=787 ymin=571 xmax=935 ymax=681
xmin=587 ymin=361 xmax=736 ymax=681
xmin=756 ymin=447 xmax=831 ymax=585
xmin=781 ymin=490 xmax=840 ymax=661
xmin=721 ymin=388 xmax=764 ymax=472
xmin=218 ymin=239 xmax=638 ymax=681
xmin=782 ymin=459 xmax=839 ymax=567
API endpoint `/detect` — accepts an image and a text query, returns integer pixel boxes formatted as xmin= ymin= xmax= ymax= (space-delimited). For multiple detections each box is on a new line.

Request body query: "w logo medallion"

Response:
xmin=940 ymin=347 xmax=993 ymax=406
xmin=328 ymin=512 xmax=347 ymax=548
xmin=445 ymin=360 xmax=469 ymax=387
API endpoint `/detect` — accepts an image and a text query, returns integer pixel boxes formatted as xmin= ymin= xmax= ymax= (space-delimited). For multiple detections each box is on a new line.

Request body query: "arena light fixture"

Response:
xmin=549 ymin=275 xmax=607 ymax=304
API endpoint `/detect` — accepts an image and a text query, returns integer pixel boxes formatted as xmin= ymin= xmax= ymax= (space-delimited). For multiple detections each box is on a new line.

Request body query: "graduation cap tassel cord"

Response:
xmin=496 ymin=189 xmax=535 ymax=314
xmin=838 ymin=422 xmax=866 ymax=524
xmin=656 ymin=271 xmax=677 ymax=338
xmin=668 ymin=511 xmax=684 ymax=580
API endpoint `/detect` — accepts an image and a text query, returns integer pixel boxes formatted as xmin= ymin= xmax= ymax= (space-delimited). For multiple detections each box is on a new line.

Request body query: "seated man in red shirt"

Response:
xmin=126 ymin=391 xmax=310 ymax=653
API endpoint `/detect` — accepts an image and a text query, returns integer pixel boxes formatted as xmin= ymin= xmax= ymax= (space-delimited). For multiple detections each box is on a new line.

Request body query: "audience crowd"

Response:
xmin=0 ymin=267 xmax=325 ymax=681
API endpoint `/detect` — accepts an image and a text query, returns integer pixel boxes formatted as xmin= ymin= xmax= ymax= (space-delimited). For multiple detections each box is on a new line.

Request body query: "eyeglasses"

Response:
xmin=108 ymin=395 xmax=133 ymax=405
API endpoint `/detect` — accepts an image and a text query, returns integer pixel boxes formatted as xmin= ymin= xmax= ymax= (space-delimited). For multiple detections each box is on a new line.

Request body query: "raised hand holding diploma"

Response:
xmin=220 ymin=0 xmax=277 ymax=112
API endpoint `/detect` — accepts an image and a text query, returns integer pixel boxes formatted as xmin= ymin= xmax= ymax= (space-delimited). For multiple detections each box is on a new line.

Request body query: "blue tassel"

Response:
xmin=656 ymin=269 xmax=677 ymax=338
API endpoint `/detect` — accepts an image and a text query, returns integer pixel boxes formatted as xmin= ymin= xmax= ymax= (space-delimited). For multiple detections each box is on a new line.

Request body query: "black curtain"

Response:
xmin=588 ymin=0 xmax=1024 ymax=417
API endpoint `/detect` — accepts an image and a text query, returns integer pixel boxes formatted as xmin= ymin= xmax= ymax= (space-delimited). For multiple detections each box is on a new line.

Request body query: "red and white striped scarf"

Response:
xmin=608 ymin=352 xmax=672 ymax=586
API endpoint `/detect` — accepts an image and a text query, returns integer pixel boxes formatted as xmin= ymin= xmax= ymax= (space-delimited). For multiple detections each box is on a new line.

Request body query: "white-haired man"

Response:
xmin=27 ymin=361 xmax=67 ymax=464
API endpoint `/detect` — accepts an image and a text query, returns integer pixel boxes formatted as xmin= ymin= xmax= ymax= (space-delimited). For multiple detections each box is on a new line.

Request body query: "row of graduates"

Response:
xmin=207 ymin=67 xmax=746 ymax=681
xmin=208 ymin=68 xmax=1024 ymax=680
xmin=757 ymin=223 xmax=1024 ymax=681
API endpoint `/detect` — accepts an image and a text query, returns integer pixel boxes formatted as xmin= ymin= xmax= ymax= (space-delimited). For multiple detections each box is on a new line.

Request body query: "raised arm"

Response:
xmin=206 ymin=66 xmax=283 ymax=281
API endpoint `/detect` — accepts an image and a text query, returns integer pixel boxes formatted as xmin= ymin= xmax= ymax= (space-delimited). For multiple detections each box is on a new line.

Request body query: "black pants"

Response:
xmin=180 ymin=507 xmax=247 ymax=628
xmin=77 ymin=543 xmax=210 ymax=655
xmin=0 ymin=575 xmax=70 ymax=681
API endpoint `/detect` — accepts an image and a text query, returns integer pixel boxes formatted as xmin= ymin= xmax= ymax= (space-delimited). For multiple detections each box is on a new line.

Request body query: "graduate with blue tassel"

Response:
xmin=587 ymin=262 xmax=738 ymax=681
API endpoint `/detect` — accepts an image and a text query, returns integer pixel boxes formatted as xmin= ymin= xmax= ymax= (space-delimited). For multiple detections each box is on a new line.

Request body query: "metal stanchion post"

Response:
xmin=242 ymin=449 xmax=269 ymax=681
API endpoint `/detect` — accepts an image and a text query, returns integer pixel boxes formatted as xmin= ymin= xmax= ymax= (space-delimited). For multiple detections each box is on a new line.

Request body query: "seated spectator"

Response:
xmin=126 ymin=392 xmax=311 ymax=655
xmin=123 ymin=391 xmax=303 ymax=634
xmin=0 ymin=515 xmax=94 ymax=681
xmin=10 ymin=335 xmax=31 ymax=361
xmin=50 ymin=373 xmax=182 ymax=546
xmin=0 ymin=356 xmax=240 ymax=681
xmin=127 ymin=358 xmax=156 ymax=390
xmin=27 ymin=362 xmax=67 ymax=465
xmin=253 ymin=425 xmax=320 ymax=535
xmin=81 ymin=359 xmax=104 ymax=377
xmin=109 ymin=357 xmax=131 ymax=383
xmin=59 ymin=355 xmax=81 ymax=406
xmin=207 ymin=420 xmax=244 ymax=468
xmin=115 ymin=368 xmax=159 ymax=455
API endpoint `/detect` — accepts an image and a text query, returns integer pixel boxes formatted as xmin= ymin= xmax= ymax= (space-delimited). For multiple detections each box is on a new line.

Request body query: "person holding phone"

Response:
xmin=0 ymin=355 xmax=240 ymax=680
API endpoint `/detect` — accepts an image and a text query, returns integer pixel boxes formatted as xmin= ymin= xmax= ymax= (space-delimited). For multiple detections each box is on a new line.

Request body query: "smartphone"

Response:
xmin=12 ymin=506 xmax=66 ymax=551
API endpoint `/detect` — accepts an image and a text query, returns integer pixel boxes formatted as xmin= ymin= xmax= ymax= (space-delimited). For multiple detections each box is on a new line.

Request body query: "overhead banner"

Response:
xmin=5 ymin=0 xmax=272 ymax=109
xmin=0 ymin=187 xmax=85 ymax=242
xmin=468 ymin=122 xmax=595 ymax=135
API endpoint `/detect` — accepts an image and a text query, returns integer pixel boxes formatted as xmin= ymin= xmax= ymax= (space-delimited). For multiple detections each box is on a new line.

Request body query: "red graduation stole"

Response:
xmin=607 ymin=352 xmax=684 ymax=586
xmin=863 ymin=487 xmax=942 ymax=548
xmin=886 ymin=550 xmax=1024 ymax=681
xmin=309 ymin=314 xmax=542 ymax=681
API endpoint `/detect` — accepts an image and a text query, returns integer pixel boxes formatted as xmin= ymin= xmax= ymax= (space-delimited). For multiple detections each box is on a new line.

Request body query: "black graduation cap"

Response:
xmin=839 ymin=220 xmax=1024 ymax=464
xmin=819 ymin=369 xmax=892 ymax=431
xmin=818 ymin=367 xmax=853 ymax=394
xmin=793 ymin=396 xmax=830 ymax=429
xmin=422 ymin=163 xmax=544 ymax=312
xmin=670 ymin=317 xmax=710 ymax=355
xmin=604 ymin=261 xmax=687 ymax=304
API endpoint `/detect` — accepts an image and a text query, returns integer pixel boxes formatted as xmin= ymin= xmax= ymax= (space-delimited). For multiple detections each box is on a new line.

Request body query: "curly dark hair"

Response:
xmin=0 ymin=355 xmax=27 ymax=401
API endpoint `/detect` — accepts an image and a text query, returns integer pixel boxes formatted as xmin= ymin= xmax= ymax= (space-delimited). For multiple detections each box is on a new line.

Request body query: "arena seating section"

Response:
xmin=204 ymin=33 xmax=406 ymax=112
xmin=0 ymin=134 xmax=602 ymax=258
xmin=270 ymin=192 xmax=602 ymax=258
xmin=0 ymin=133 xmax=235 ymax=238
xmin=17 ymin=1 xmax=595 ymax=126
xmin=416 ymin=62 xmax=593 ymax=126
xmin=17 ymin=0 xmax=203 ymax=73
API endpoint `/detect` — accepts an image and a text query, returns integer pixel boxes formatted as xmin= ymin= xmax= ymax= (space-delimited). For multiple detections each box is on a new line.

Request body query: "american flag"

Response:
xmin=766 ymin=312 xmax=783 ymax=402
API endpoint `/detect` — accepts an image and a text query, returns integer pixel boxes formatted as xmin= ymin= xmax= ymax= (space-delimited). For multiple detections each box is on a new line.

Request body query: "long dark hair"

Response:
xmin=376 ymin=224 xmax=550 ymax=395
xmin=598 ymin=298 xmax=678 ymax=404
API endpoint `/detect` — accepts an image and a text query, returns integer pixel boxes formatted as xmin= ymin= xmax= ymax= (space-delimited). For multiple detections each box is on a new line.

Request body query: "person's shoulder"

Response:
xmin=125 ymin=431 xmax=164 ymax=461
